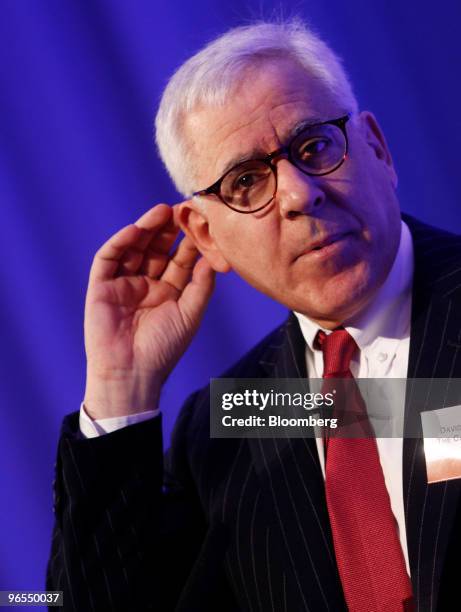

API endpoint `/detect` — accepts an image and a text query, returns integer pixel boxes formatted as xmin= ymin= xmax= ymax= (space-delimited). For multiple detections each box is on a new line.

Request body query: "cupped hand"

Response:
xmin=83 ymin=203 xmax=215 ymax=418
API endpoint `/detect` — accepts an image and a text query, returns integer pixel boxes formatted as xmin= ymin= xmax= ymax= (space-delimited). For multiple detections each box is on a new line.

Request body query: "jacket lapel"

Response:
xmin=247 ymin=314 xmax=347 ymax=611
xmin=403 ymin=215 xmax=461 ymax=611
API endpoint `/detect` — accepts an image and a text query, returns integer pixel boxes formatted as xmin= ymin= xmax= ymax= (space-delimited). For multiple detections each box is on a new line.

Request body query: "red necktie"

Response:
xmin=316 ymin=328 xmax=414 ymax=612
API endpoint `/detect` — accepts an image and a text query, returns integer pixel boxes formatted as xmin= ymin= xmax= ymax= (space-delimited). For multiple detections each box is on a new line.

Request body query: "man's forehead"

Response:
xmin=185 ymin=60 xmax=341 ymax=184
xmin=187 ymin=106 xmax=330 ymax=182
xmin=216 ymin=114 xmax=328 ymax=177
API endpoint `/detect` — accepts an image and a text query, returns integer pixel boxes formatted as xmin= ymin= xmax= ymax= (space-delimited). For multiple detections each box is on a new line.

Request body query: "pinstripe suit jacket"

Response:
xmin=47 ymin=215 xmax=461 ymax=612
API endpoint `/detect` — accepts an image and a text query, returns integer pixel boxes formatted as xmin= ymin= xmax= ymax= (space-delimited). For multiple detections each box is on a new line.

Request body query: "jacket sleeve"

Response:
xmin=46 ymin=393 xmax=208 ymax=612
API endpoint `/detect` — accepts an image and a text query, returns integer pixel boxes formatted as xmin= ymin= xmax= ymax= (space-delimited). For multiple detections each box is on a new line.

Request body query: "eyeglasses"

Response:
xmin=193 ymin=114 xmax=351 ymax=214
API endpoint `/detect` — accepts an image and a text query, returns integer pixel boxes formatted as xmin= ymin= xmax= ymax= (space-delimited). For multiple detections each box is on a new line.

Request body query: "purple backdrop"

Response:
xmin=1 ymin=0 xmax=460 ymax=601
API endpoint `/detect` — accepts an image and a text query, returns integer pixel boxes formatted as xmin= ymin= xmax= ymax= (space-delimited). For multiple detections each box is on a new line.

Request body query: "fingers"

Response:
xmin=89 ymin=202 xmax=197 ymax=284
xmin=135 ymin=204 xmax=188 ymax=279
xmin=160 ymin=235 xmax=200 ymax=291
xmin=90 ymin=224 xmax=143 ymax=283
xmin=117 ymin=206 xmax=177 ymax=276
xmin=178 ymin=257 xmax=215 ymax=324
xmin=134 ymin=205 xmax=178 ymax=250
xmin=134 ymin=203 xmax=172 ymax=229
xmin=137 ymin=222 xmax=181 ymax=278
xmin=90 ymin=204 xmax=177 ymax=282
xmin=138 ymin=249 xmax=169 ymax=279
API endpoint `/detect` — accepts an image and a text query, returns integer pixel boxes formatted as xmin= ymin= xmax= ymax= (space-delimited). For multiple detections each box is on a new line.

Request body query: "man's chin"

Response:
xmin=289 ymin=276 xmax=376 ymax=326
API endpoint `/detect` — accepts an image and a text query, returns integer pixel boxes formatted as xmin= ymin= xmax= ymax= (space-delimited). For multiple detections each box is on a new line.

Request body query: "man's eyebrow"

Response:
xmin=217 ymin=116 xmax=326 ymax=178
xmin=288 ymin=115 xmax=326 ymax=138
xmin=218 ymin=148 xmax=268 ymax=178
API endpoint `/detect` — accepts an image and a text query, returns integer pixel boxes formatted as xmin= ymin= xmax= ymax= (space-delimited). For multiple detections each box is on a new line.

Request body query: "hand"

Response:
xmin=83 ymin=204 xmax=215 ymax=419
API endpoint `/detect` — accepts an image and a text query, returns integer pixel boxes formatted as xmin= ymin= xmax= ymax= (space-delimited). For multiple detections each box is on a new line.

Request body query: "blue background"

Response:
xmin=1 ymin=0 xmax=460 ymax=601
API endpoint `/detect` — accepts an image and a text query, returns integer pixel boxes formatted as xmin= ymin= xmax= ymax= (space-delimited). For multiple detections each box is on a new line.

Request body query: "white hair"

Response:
xmin=155 ymin=20 xmax=359 ymax=197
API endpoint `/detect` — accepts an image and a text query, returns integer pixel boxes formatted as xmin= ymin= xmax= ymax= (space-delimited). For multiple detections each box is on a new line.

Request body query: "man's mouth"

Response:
xmin=296 ymin=232 xmax=353 ymax=259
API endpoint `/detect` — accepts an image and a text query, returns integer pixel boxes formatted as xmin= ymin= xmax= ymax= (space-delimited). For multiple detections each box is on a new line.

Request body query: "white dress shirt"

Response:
xmin=294 ymin=220 xmax=414 ymax=575
xmin=80 ymin=219 xmax=414 ymax=574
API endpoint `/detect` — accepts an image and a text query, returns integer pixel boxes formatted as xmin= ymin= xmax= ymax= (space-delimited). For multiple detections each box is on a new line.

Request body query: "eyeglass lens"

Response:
xmin=221 ymin=122 xmax=347 ymax=212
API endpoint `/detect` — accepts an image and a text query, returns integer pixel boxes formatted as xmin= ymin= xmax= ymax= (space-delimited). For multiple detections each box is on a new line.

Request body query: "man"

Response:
xmin=47 ymin=21 xmax=461 ymax=611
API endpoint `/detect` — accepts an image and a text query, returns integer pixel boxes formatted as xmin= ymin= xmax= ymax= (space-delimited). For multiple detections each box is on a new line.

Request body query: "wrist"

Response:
xmin=84 ymin=368 xmax=162 ymax=419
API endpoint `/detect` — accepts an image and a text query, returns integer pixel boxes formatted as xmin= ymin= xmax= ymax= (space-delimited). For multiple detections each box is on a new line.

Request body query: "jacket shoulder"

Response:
xmin=220 ymin=318 xmax=289 ymax=378
xmin=179 ymin=318 xmax=289 ymax=435
xmin=404 ymin=213 xmax=461 ymax=298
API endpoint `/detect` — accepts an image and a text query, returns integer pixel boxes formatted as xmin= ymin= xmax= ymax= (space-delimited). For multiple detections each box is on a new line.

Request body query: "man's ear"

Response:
xmin=359 ymin=111 xmax=398 ymax=188
xmin=177 ymin=200 xmax=231 ymax=273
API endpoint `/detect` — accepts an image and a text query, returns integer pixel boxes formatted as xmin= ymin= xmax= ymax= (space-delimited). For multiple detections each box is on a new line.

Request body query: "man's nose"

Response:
xmin=275 ymin=159 xmax=325 ymax=219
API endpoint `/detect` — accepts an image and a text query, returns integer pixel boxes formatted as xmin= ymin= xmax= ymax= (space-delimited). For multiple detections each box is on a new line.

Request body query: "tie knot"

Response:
xmin=315 ymin=328 xmax=358 ymax=378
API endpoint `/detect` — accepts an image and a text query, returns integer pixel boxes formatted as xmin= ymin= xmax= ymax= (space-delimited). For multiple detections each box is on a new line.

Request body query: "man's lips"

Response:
xmin=295 ymin=232 xmax=353 ymax=259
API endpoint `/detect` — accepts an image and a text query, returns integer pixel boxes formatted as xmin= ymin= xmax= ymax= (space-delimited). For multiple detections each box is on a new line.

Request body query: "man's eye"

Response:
xmin=299 ymin=137 xmax=330 ymax=159
xmin=233 ymin=172 xmax=263 ymax=190
xmin=237 ymin=174 xmax=255 ymax=188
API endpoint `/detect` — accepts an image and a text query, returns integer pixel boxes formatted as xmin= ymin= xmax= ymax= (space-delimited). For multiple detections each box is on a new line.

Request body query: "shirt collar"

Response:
xmin=294 ymin=220 xmax=414 ymax=353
